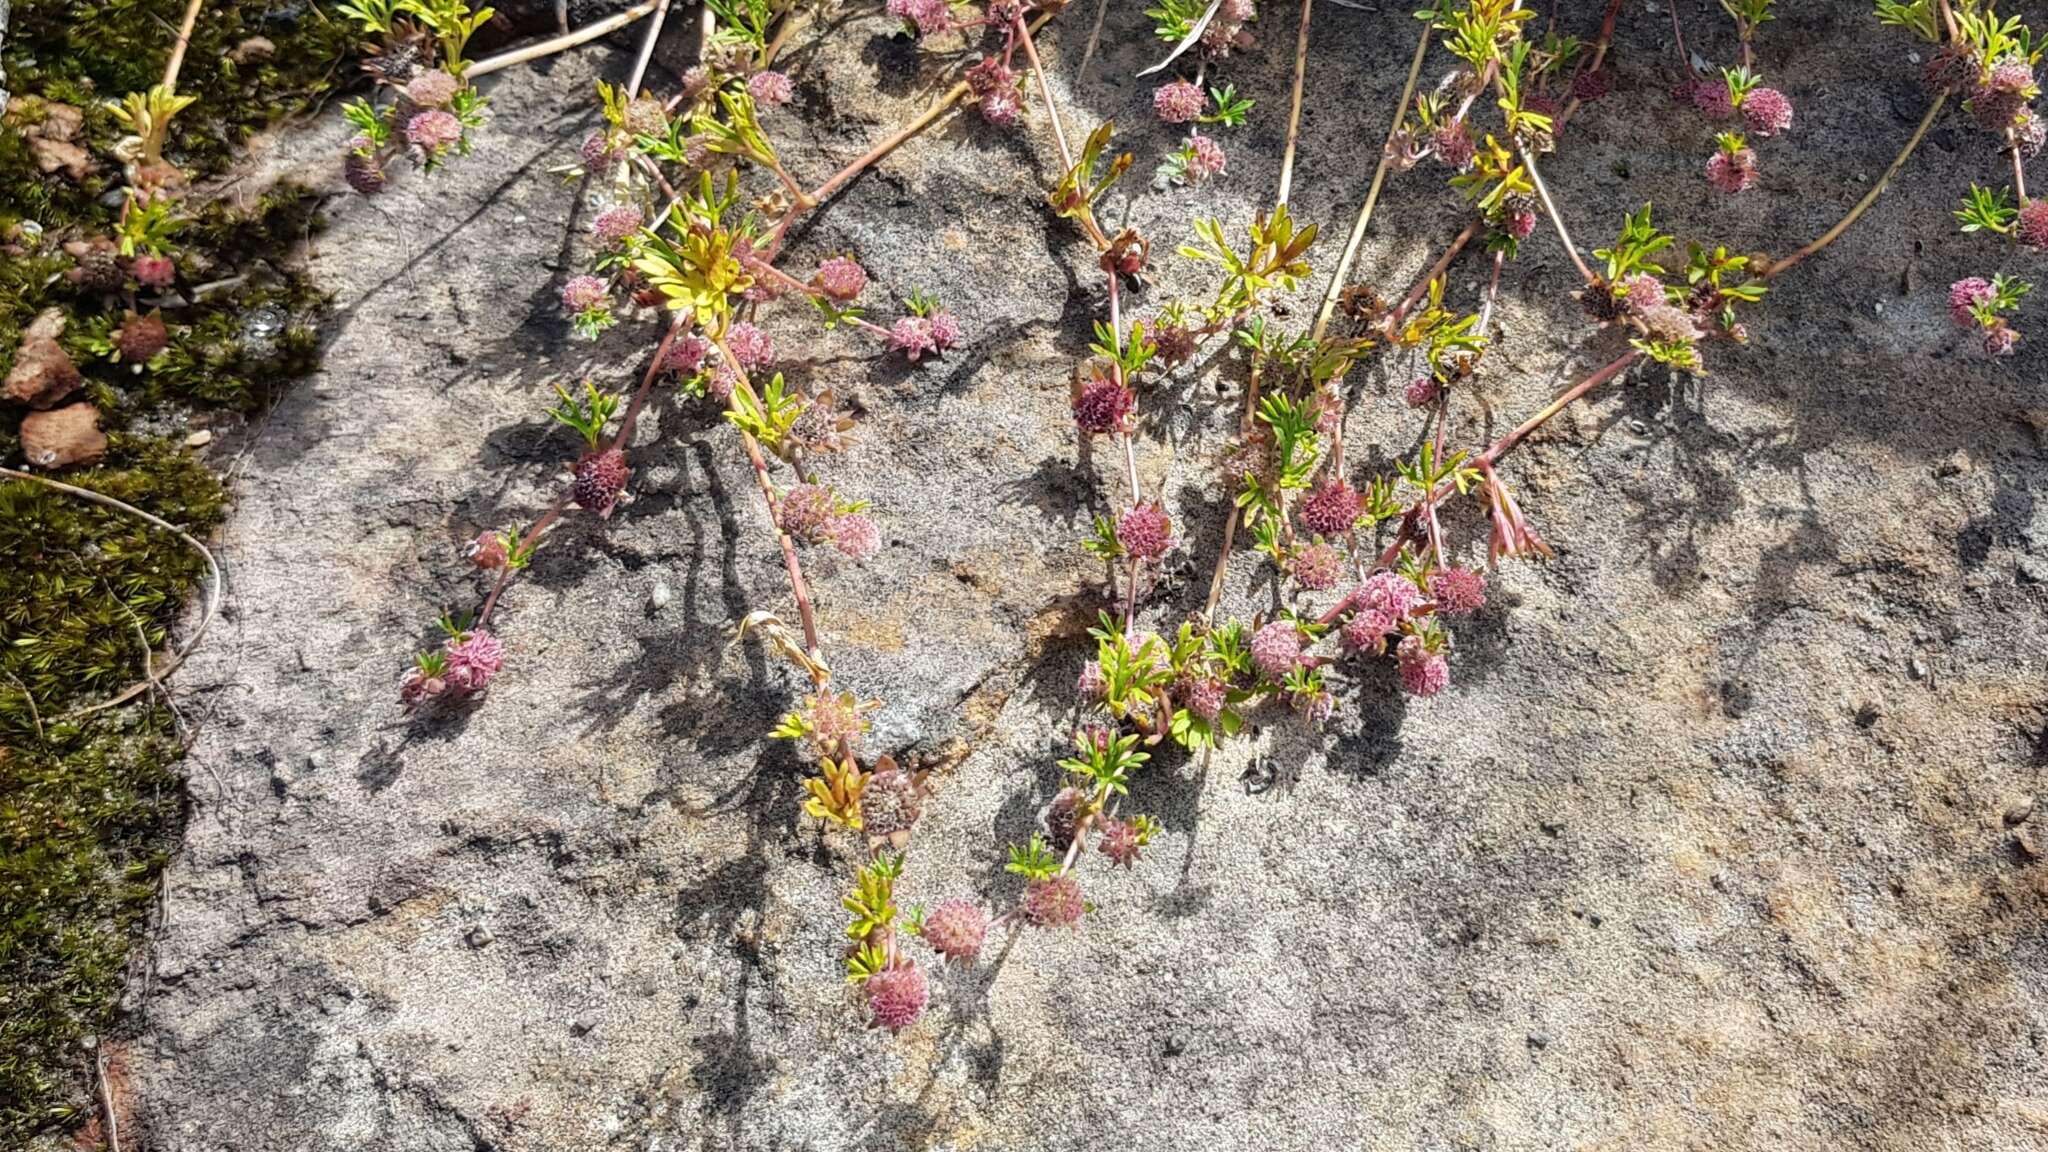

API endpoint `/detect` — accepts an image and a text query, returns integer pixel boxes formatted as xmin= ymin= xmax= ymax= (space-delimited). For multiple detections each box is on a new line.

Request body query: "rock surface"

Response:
xmin=4 ymin=307 xmax=82 ymax=408
xmin=20 ymin=401 xmax=106 ymax=469
xmin=136 ymin=5 xmax=2048 ymax=1151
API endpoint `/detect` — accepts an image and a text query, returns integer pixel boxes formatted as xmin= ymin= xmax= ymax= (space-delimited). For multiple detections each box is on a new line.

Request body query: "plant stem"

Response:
xmin=1476 ymin=348 xmax=1639 ymax=467
xmin=478 ymin=495 xmax=572 ymax=626
xmin=1521 ymin=144 xmax=1598 ymax=286
xmin=1311 ymin=16 xmax=1432 ymax=340
xmin=626 ymin=0 xmax=675 ymax=97
xmin=1013 ymin=14 xmax=1075 ymax=173
xmin=1668 ymin=0 xmax=1694 ymax=77
xmin=715 ymin=338 xmax=826 ymax=667
xmin=1383 ymin=219 xmax=1480 ymax=337
xmin=2009 ymin=129 xmax=2030 ymax=202
xmin=1275 ymin=0 xmax=1315 ymax=208
xmin=1759 ymin=90 xmax=1948 ymax=280
xmin=468 ymin=0 xmax=663 ymax=79
xmin=1555 ymin=0 xmax=1623 ymax=132
xmin=161 ymin=0 xmax=206 ymax=93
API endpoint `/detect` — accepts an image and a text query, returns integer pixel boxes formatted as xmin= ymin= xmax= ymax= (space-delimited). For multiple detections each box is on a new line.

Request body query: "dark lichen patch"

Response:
xmin=1 ymin=0 xmax=347 ymax=1141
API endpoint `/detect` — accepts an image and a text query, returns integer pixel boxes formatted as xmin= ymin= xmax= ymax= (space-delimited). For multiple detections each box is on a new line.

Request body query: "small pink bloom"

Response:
xmin=1250 ymin=621 xmax=1303 ymax=682
xmin=1118 ymin=501 xmax=1173 ymax=560
xmin=726 ymin=321 xmax=776 ymax=370
xmin=1948 ymin=277 xmax=1995 ymax=326
xmin=815 ymin=255 xmax=867 ymax=301
xmin=1153 ymin=79 xmax=1206 ymax=124
xmin=747 ymin=70 xmax=793 ymax=108
xmin=1187 ymin=133 xmax=1227 ymax=181
xmin=1741 ymin=87 xmax=1793 ymax=137
xmin=561 ymin=275 xmax=608 ymax=312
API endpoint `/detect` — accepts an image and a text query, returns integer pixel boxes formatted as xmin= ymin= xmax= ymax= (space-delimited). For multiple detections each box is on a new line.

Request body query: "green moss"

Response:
xmin=0 ymin=439 xmax=226 ymax=1141
xmin=0 ymin=1 xmax=350 ymax=1141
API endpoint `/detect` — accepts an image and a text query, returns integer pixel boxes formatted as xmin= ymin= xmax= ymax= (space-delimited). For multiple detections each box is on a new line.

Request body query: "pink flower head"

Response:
xmin=1571 ymin=68 xmax=1612 ymax=102
xmin=591 ymin=204 xmax=643 ymax=246
xmin=1355 ymin=572 xmax=1422 ymax=624
xmin=1098 ymin=818 xmax=1143 ymax=869
xmin=1949 ymin=277 xmax=1995 ymax=326
xmin=1690 ymin=78 xmax=1735 ymax=118
xmin=814 ymin=255 xmax=867 ymax=301
xmin=1187 ymin=133 xmax=1227 ymax=181
xmin=1250 ymin=621 xmax=1303 ymax=682
xmin=778 ymin=483 xmax=835 ymax=539
xmin=2017 ymin=200 xmax=2048 ymax=252
xmin=1022 ymin=874 xmax=1085 ymax=928
xmin=1300 ymin=478 xmax=1361 ymax=538
xmin=445 ymin=629 xmax=506 ymax=693
xmin=1118 ymin=501 xmax=1173 ymax=560
xmin=1984 ymin=324 xmax=2020 ymax=358
xmin=967 ymin=57 xmax=1016 ymax=98
xmin=1433 ymin=120 xmax=1476 ymax=170
xmin=468 ymin=531 xmax=508 ymax=570
xmin=666 ymin=333 xmax=711 ymax=375
xmin=725 ymin=321 xmax=776 ymax=371
xmin=2014 ymin=109 xmax=2047 ymax=158
xmin=1500 ymin=201 xmax=1538 ymax=239
xmin=928 ymin=310 xmax=963 ymax=351
xmin=1339 ymin=607 xmax=1396 ymax=655
xmin=1153 ymin=79 xmax=1206 ymax=124
xmin=1073 ymin=376 xmax=1134 ymax=435
xmin=921 ymin=899 xmax=987 ymax=963
xmin=573 ymin=448 xmax=630 ymax=517
xmin=1177 ymin=674 xmax=1226 ymax=722
xmin=405 ymin=70 xmax=460 ymax=108
xmin=1398 ymin=642 xmax=1450 ymax=698
xmin=980 ymin=88 xmax=1022 ymax=128
xmin=561 ymin=275 xmax=608 ymax=313
xmin=405 ymin=108 xmax=464 ymax=154
xmin=345 ymin=146 xmax=387 ymax=195
xmin=886 ymin=0 xmax=951 ymax=36
xmin=803 ymin=691 xmax=864 ymax=748
xmin=1621 ymin=273 xmax=1666 ymax=317
xmin=398 ymin=661 xmax=446 ymax=709
xmin=890 ymin=316 xmax=937 ymax=361
xmin=1076 ymin=659 xmax=1107 ymax=703
xmin=747 ymin=70 xmax=794 ymax=108
xmin=1428 ymin=566 xmax=1486 ymax=615
xmin=864 ymin=961 xmax=928 ymax=1032
xmin=825 ymin=512 xmax=881 ymax=560
xmin=1289 ymin=541 xmax=1343 ymax=591
xmin=131 ymin=254 xmax=176 ymax=290
xmin=1405 ymin=376 xmax=1439 ymax=408
xmin=580 ymin=131 xmax=620 ymax=173
xmin=1741 ymin=87 xmax=1793 ymax=137
xmin=1706 ymin=146 xmax=1757 ymax=194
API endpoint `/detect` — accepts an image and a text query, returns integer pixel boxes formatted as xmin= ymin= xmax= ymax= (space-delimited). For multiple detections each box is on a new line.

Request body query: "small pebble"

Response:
xmin=651 ymin=580 xmax=673 ymax=610
xmin=1527 ymin=1031 xmax=1550 ymax=1050
xmin=1908 ymin=657 xmax=1929 ymax=681
xmin=2004 ymin=797 xmax=2035 ymax=826
xmin=183 ymin=429 xmax=212 ymax=448
xmin=466 ymin=925 xmax=495 ymax=948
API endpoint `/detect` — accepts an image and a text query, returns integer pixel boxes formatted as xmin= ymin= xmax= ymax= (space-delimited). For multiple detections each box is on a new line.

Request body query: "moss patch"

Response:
xmin=1 ymin=0 xmax=349 ymax=1140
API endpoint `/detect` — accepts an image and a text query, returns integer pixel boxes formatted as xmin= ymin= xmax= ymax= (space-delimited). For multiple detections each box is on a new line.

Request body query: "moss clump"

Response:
xmin=0 ymin=439 xmax=226 ymax=1141
xmin=1 ymin=0 xmax=350 ymax=1141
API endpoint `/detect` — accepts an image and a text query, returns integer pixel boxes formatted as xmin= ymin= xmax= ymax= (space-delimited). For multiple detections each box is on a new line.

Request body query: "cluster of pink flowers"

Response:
xmin=405 ymin=109 xmax=464 ymax=158
xmin=399 ymin=628 xmax=506 ymax=708
xmin=888 ymin=310 xmax=963 ymax=361
xmin=1948 ymin=276 xmax=2023 ymax=357
xmin=590 ymin=204 xmax=642 ymax=247
xmin=405 ymin=70 xmax=459 ymax=108
xmin=886 ymin=0 xmax=953 ymax=38
xmin=561 ymin=275 xmax=609 ymax=314
xmin=1073 ymin=374 xmax=1135 ymax=435
xmin=726 ymin=321 xmax=777 ymax=371
xmin=1153 ymin=79 xmax=1205 ymax=124
xmin=814 ymin=255 xmax=867 ymax=301
xmin=1329 ymin=569 xmax=1467 ymax=698
xmin=748 ymin=70 xmax=794 ymax=108
xmin=777 ymin=483 xmax=882 ymax=561
xmin=1299 ymin=477 xmax=1361 ymax=537
xmin=1117 ymin=502 xmax=1174 ymax=560
xmin=1249 ymin=621 xmax=1303 ymax=682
